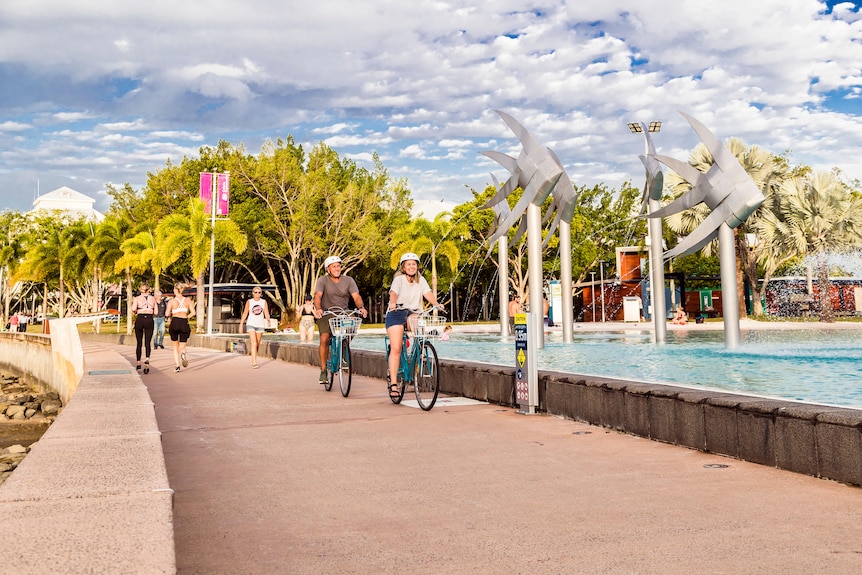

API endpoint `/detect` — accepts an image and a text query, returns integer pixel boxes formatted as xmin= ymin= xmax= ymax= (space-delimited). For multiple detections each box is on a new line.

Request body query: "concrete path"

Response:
xmin=113 ymin=342 xmax=862 ymax=575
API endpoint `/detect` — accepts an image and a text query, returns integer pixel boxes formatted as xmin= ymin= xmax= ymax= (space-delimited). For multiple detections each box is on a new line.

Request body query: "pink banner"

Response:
xmin=217 ymin=172 xmax=230 ymax=216
xmin=199 ymin=172 xmax=214 ymax=214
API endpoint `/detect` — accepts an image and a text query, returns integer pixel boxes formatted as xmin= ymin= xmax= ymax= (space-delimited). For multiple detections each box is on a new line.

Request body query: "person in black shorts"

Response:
xmin=166 ymin=283 xmax=195 ymax=372
xmin=131 ymin=282 xmax=156 ymax=373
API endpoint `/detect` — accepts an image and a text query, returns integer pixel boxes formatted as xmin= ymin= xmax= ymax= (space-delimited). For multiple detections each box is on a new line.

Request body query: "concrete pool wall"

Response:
xmin=181 ymin=335 xmax=862 ymax=487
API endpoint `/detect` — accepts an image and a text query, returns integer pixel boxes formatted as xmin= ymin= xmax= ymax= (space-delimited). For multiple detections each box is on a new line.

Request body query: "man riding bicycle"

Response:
xmin=385 ymin=252 xmax=442 ymax=398
xmin=314 ymin=255 xmax=368 ymax=384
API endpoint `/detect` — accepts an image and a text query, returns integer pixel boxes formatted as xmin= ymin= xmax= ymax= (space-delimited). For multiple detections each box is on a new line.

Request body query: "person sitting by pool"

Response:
xmin=672 ymin=305 xmax=688 ymax=325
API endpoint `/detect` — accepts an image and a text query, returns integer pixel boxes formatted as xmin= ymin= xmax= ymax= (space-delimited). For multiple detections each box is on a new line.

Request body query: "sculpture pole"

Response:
xmin=497 ymin=235 xmax=510 ymax=336
xmin=648 ymin=197 xmax=667 ymax=342
xmin=559 ymin=219 xmax=574 ymax=342
xmin=527 ymin=203 xmax=544 ymax=349
xmin=719 ymin=223 xmax=741 ymax=348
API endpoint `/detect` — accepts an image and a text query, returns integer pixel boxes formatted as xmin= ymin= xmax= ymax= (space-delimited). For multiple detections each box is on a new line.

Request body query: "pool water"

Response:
xmin=346 ymin=329 xmax=862 ymax=409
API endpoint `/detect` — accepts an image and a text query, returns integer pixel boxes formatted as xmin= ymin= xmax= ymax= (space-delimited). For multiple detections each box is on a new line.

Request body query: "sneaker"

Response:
xmin=143 ymin=359 xmax=149 ymax=374
xmin=174 ymin=366 xmax=180 ymax=373
xmin=181 ymin=353 xmax=188 ymax=368
xmin=319 ymin=370 xmax=328 ymax=384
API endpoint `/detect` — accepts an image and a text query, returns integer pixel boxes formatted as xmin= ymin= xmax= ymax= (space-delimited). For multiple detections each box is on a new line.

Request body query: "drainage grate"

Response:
xmin=572 ymin=431 xmax=593 ymax=435
xmin=703 ymin=463 xmax=729 ymax=469
xmin=88 ymin=370 xmax=132 ymax=375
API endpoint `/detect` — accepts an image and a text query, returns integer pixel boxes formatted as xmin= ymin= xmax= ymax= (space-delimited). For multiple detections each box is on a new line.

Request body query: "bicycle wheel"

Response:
xmin=413 ymin=341 xmax=439 ymax=411
xmin=324 ymin=339 xmax=335 ymax=392
xmin=338 ymin=339 xmax=352 ymax=397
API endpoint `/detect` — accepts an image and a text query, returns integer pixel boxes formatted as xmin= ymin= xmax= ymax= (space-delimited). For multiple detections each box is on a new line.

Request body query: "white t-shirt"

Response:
xmin=390 ymin=274 xmax=431 ymax=312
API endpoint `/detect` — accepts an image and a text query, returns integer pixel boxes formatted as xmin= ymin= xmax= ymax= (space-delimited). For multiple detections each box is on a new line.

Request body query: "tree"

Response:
xmin=233 ymin=139 xmax=410 ymax=313
xmin=390 ymin=213 xmax=463 ymax=301
xmin=765 ymin=171 xmax=862 ymax=322
xmin=16 ymin=218 xmax=91 ymax=318
xmin=120 ymin=229 xmax=163 ymax=290
xmin=90 ymin=215 xmax=137 ymax=332
xmin=157 ymin=197 xmax=248 ymax=331
xmin=662 ymin=138 xmax=785 ymax=317
xmin=0 ymin=211 xmax=27 ymax=324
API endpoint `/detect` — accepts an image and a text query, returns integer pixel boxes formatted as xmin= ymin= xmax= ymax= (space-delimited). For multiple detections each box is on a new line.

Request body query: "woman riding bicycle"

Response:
xmin=385 ymin=252 xmax=442 ymax=398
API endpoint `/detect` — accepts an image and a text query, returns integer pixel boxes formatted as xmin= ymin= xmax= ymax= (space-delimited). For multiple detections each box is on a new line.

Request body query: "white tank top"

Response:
xmin=246 ymin=299 xmax=268 ymax=329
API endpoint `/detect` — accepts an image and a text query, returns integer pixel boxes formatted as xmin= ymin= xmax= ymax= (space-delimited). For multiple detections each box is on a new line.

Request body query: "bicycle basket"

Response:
xmin=408 ymin=315 xmax=447 ymax=339
xmin=329 ymin=316 xmax=362 ymax=337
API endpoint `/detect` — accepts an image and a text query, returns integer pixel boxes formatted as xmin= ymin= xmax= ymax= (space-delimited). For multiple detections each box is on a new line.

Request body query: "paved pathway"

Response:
xmin=111 ymin=342 xmax=862 ymax=574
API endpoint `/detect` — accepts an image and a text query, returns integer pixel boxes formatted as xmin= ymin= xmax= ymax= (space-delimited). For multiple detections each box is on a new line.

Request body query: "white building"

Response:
xmin=30 ymin=186 xmax=104 ymax=222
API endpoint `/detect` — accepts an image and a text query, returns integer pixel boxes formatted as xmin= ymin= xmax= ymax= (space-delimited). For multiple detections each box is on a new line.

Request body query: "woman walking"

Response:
xmin=166 ymin=283 xmax=195 ymax=372
xmin=240 ymin=286 xmax=270 ymax=368
xmin=131 ymin=282 xmax=156 ymax=373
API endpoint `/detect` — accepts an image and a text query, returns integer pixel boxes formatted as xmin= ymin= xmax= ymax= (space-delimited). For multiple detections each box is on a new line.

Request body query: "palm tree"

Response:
xmin=768 ymin=171 xmax=862 ymax=322
xmin=0 ymin=211 xmax=26 ymax=324
xmin=90 ymin=215 xmax=136 ymax=333
xmin=390 ymin=214 xmax=461 ymax=302
xmin=17 ymin=219 xmax=91 ymax=318
xmin=663 ymin=138 xmax=784 ymax=317
xmin=120 ymin=229 xmax=163 ymax=290
xmin=157 ymin=198 xmax=248 ymax=332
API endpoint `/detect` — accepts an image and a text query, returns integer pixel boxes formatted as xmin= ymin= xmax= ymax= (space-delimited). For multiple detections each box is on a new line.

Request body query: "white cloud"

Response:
xmin=0 ymin=0 xmax=860 ymax=214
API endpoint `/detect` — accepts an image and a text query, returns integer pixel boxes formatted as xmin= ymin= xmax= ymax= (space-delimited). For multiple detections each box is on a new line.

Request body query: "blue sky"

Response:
xmin=1 ymin=1 xmax=861 ymax=218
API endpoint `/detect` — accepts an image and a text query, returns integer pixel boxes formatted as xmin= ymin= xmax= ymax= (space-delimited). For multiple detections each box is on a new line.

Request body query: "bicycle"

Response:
xmin=385 ymin=309 xmax=444 ymax=411
xmin=325 ymin=307 xmax=363 ymax=397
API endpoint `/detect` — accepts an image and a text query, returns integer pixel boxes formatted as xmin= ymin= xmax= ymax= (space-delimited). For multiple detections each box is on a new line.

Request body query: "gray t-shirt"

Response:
xmin=315 ymin=274 xmax=360 ymax=311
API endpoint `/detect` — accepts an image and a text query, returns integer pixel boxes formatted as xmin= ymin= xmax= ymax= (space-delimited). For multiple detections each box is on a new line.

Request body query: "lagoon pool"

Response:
xmin=345 ymin=328 xmax=862 ymax=409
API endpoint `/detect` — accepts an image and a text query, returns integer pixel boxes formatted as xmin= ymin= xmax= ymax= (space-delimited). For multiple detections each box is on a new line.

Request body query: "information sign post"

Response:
xmin=514 ymin=312 xmax=538 ymax=414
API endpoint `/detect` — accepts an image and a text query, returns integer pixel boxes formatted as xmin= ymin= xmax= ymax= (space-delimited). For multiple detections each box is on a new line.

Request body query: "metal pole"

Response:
xmin=206 ymin=172 xmax=216 ymax=335
xmin=590 ymin=271 xmax=596 ymax=322
xmin=527 ymin=203 xmax=544 ymax=349
xmin=559 ymin=220 xmax=573 ymax=341
xmin=600 ymin=261 xmax=606 ymax=322
xmin=719 ymin=222 xmax=740 ymax=348
xmin=648 ymin=206 xmax=668 ymax=342
xmin=498 ymin=236 xmax=510 ymax=336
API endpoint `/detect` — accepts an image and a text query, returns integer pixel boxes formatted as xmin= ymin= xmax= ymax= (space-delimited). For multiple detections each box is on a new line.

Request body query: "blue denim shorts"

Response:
xmin=385 ymin=308 xmax=413 ymax=329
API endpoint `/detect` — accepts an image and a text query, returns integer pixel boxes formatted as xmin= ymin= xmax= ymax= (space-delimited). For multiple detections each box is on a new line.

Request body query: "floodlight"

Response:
xmin=648 ymin=121 xmax=662 ymax=133
xmin=627 ymin=122 xmax=642 ymax=134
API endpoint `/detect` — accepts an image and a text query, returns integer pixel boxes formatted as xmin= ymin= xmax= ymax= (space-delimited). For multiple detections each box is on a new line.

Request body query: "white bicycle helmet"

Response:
xmin=399 ymin=252 xmax=420 ymax=265
xmin=324 ymin=255 xmax=342 ymax=270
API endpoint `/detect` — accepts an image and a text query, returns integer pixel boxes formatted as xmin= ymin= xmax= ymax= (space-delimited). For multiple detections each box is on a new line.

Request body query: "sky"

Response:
xmin=1 ymin=0 xmax=861 ymax=219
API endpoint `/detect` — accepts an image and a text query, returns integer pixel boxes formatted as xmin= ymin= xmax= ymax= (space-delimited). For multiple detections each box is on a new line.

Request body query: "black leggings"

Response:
xmin=135 ymin=314 xmax=155 ymax=361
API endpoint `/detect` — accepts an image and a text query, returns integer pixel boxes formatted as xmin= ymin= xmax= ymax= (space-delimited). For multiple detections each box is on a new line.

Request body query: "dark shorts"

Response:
xmin=317 ymin=313 xmax=335 ymax=336
xmin=169 ymin=317 xmax=191 ymax=342
xmin=385 ymin=308 xmax=413 ymax=329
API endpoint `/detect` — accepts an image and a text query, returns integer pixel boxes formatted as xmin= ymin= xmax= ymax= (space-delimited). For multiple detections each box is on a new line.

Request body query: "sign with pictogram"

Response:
xmin=514 ymin=312 xmax=537 ymax=414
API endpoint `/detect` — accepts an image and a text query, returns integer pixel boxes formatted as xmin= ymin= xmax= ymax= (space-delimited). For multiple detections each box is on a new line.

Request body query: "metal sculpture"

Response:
xmin=648 ymin=111 xmax=766 ymax=347
xmin=489 ymin=175 xmax=514 ymax=336
xmin=482 ymin=110 xmax=578 ymax=345
xmin=629 ymin=121 xmax=668 ymax=343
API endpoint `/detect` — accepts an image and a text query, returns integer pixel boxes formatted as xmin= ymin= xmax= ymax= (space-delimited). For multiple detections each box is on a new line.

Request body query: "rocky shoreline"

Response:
xmin=0 ymin=373 xmax=62 ymax=487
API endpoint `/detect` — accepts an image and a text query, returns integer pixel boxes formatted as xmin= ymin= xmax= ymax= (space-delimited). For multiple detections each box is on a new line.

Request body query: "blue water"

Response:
xmin=346 ymin=329 xmax=862 ymax=409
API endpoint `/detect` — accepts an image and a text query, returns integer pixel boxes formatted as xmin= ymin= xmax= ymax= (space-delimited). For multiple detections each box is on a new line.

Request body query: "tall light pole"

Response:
xmin=599 ymin=260 xmax=606 ymax=322
xmin=628 ymin=120 xmax=667 ymax=342
xmin=590 ymin=271 xmax=596 ymax=322
xmin=201 ymin=171 xmax=230 ymax=335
